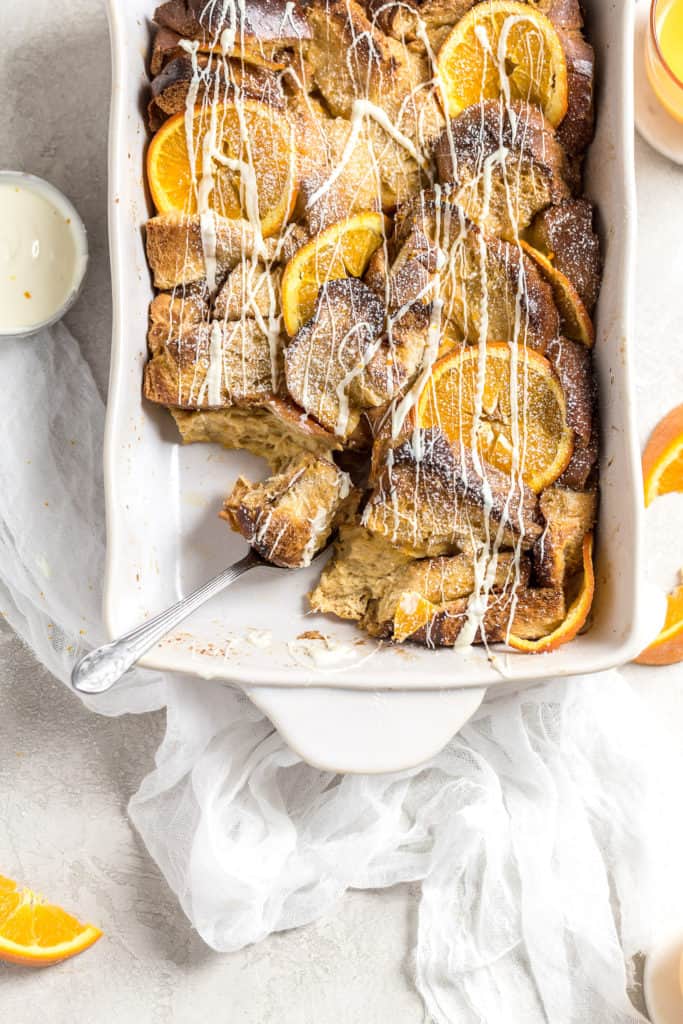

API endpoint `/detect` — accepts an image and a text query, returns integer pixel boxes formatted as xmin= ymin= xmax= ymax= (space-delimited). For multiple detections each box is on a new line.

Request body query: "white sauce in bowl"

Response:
xmin=0 ymin=172 xmax=88 ymax=336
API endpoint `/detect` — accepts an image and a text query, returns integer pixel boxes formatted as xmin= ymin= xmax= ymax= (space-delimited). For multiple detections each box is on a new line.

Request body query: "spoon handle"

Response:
xmin=71 ymin=550 xmax=262 ymax=695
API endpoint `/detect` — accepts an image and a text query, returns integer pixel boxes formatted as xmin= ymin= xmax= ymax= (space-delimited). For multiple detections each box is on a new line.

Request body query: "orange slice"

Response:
xmin=635 ymin=583 xmax=683 ymax=666
xmin=417 ymin=342 xmax=573 ymax=491
xmin=642 ymin=404 xmax=683 ymax=506
xmin=520 ymin=241 xmax=594 ymax=348
xmin=281 ymin=212 xmax=386 ymax=336
xmin=508 ymin=533 xmax=595 ymax=653
xmin=146 ymin=101 xmax=297 ymax=237
xmin=0 ymin=874 xmax=102 ymax=966
xmin=393 ymin=592 xmax=436 ymax=643
xmin=437 ymin=0 xmax=568 ymax=126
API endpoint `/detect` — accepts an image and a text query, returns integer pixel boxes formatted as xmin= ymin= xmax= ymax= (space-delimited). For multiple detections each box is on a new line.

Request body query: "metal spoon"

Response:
xmin=72 ymin=548 xmax=281 ymax=695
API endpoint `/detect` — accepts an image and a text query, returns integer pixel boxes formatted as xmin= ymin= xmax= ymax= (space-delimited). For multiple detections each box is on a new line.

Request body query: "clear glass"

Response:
xmin=646 ymin=0 xmax=683 ymax=123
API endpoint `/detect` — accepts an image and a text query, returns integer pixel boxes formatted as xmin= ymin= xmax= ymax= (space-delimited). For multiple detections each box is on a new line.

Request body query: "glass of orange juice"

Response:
xmin=646 ymin=0 xmax=683 ymax=122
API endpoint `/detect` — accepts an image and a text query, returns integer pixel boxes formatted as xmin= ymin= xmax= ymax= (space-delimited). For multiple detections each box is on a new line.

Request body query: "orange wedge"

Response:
xmin=146 ymin=101 xmax=297 ymax=237
xmin=520 ymin=241 xmax=594 ymax=348
xmin=437 ymin=0 xmax=568 ymax=126
xmin=642 ymin=404 xmax=683 ymax=507
xmin=281 ymin=212 xmax=386 ymax=335
xmin=393 ymin=592 xmax=437 ymax=643
xmin=635 ymin=584 xmax=683 ymax=666
xmin=0 ymin=874 xmax=102 ymax=966
xmin=508 ymin=533 xmax=595 ymax=653
xmin=417 ymin=342 xmax=573 ymax=491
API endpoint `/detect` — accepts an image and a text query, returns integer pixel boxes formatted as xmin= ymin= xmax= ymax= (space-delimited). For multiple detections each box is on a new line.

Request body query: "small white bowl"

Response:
xmin=0 ymin=170 xmax=89 ymax=338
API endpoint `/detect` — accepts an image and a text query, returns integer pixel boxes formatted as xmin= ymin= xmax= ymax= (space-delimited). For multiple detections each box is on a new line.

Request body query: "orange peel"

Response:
xmin=520 ymin=241 xmax=594 ymax=348
xmin=642 ymin=404 xmax=683 ymax=507
xmin=508 ymin=532 xmax=595 ymax=653
xmin=635 ymin=584 xmax=683 ymax=666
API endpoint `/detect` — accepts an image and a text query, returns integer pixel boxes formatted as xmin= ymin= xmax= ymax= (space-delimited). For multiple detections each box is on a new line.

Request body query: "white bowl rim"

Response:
xmin=0 ymin=169 xmax=89 ymax=338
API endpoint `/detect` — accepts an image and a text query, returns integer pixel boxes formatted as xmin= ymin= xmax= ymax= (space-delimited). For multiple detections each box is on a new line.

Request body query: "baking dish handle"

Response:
xmin=244 ymin=685 xmax=487 ymax=774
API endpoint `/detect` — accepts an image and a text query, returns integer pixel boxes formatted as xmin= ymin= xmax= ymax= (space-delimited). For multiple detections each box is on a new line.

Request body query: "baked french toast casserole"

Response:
xmin=142 ymin=0 xmax=602 ymax=652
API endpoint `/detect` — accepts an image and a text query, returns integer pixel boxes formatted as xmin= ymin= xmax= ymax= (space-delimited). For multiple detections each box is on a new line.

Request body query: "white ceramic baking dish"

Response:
xmin=103 ymin=0 xmax=661 ymax=773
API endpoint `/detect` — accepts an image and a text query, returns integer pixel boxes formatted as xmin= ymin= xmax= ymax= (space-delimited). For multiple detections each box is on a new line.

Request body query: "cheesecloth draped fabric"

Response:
xmin=1 ymin=321 xmax=682 ymax=1023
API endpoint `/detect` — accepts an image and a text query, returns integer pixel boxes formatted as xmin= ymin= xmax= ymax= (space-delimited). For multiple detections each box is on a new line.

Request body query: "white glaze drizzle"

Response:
xmin=163 ymin=1 xmax=577 ymax=651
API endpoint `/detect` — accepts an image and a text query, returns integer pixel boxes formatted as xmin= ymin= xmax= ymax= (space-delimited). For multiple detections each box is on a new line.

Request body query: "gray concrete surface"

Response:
xmin=0 ymin=625 xmax=422 ymax=1023
xmin=0 ymin=0 xmax=682 ymax=1021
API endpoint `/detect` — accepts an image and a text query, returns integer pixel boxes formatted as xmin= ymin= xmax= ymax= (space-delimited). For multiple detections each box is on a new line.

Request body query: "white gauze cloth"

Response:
xmin=1 ymin=323 xmax=682 ymax=1023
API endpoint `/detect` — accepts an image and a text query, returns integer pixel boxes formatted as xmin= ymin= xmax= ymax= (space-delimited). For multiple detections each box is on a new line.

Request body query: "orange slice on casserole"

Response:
xmin=147 ymin=100 xmax=298 ymax=237
xmin=416 ymin=342 xmax=574 ymax=492
xmin=281 ymin=212 xmax=386 ymax=335
xmin=520 ymin=241 xmax=594 ymax=348
xmin=642 ymin=404 xmax=683 ymax=507
xmin=436 ymin=0 xmax=569 ymax=126
xmin=0 ymin=874 xmax=102 ymax=966
xmin=508 ymin=533 xmax=595 ymax=653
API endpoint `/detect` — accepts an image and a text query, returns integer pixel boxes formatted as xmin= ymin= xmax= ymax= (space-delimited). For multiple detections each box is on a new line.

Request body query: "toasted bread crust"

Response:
xmin=154 ymin=0 xmax=310 ymax=46
xmin=221 ymin=455 xmax=356 ymax=567
xmin=556 ymin=29 xmax=595 ymax=157
xmin=402 ymin=585 xmax=566 ymax=646
xmin=146 ymin=214 xmax=278 ymax=290
xmin=526 ymin=199 xmax=602 ymax=313
xmin=534 ymin=486 xmax=598 ymax=587
xmin=434 ymin=101 xmax=570 ymax=239
xmin=171 ymin=400 xmax=339 ymax=469
xmin=148 ymin=54 xmax=286 ymax=129
xmin=363 ymin=429 xmax=543 ymax=555
xmin=391 ymin=190 xmax=561 ymax=351
xmin=142 ymin=0 xmax=603 ymax=652
xmin=284 ymin=278 xmax=423 ymax=439
xmin=144 ymin=318 xmax=279 ymax=409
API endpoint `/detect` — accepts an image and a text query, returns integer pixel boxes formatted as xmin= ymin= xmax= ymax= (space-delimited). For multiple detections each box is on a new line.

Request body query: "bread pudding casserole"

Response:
xmin=142 ymin=0 xmax=601 ymax=652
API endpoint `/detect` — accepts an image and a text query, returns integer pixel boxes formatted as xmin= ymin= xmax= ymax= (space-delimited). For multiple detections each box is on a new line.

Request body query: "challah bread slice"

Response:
xmin=153 ymin=0 xmax=311 ymax=51
xmin=150 ymin=26 xmax=186 ymax=75
xmin=366 ymin=0 xmax=582 ymax=44
xmin=433 ymin=101 xmax=570 ymax=240
xmin=364 ymin=550 xmax=531 ymax=638
xmin=148 ymin=53 xmax=286 ymax=128
xmin=284 ymin=279 xmax=426 ymax=440
xmin=146 ymin=214 xmax=278 ymax=290
xmin=366 ymin=0 xmax=474 ymax=44
xmin=555 ymin=28 xmax=595 ymax=158
xmin=392 ymin=585 xmax=566 ymax=646
xmin=213 ymin=261 xmax=282 ymax=322
xmin=144 ymin=318 xmax=279 ymax=409
xmin=547 ymin=337 xmax=598 ymax=490
xmin=147 ymin=286 xmax=209 ymax=355
xmin=171 ymin=401 xmax=340 ymax=470
xmin=363 ymin=428 xmax=543 ymax=556
xmin=525 ymin=199 xmax=602 ymax=313
xmin=303 ymin=0 xmax=442 ymax=208
xmin=390 ymin=190 xmax=560 ymax=351
xmin=221 ymin=454 xmax=358 ymax=568
xmin=533 ymin=486 xmax=598 ymax=588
